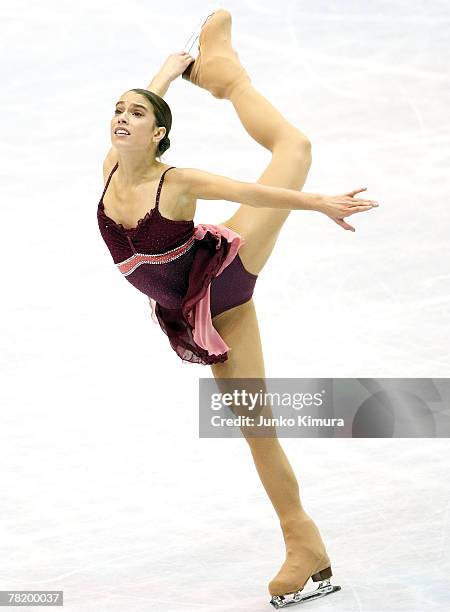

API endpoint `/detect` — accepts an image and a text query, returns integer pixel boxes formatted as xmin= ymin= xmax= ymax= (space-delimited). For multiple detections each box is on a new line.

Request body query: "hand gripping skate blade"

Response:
xmin=182 ymin=5 xmax=222 ymax=54
xmin=269 ymin=580 xmax=342 ymax=608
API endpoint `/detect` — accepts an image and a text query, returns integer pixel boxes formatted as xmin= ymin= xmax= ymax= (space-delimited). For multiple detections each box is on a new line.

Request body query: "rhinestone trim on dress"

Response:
xmin=117 ymin=235 xmax=196 ymax=276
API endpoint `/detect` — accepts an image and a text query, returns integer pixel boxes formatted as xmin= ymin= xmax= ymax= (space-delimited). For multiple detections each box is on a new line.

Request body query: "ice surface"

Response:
xmin=1 ymin=1 xmax=449 ymax=610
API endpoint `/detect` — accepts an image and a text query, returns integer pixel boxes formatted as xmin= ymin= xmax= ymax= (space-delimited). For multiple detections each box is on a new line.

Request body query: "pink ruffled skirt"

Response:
xmin=149 ymin=223 xmax=253 ymax=365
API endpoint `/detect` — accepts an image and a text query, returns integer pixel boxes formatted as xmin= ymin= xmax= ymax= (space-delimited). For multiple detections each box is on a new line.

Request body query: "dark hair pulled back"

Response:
xmin=130 ymin=88 xmax=172 ymax=159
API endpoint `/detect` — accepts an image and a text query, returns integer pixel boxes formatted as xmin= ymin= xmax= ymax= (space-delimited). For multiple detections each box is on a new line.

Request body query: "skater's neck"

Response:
xmin=115 ymin=154 xmax=164 ymax=189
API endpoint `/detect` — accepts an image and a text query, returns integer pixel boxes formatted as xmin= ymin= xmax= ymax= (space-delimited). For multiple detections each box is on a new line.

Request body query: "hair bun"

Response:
xmin=158 ymin=135 xmax=171 ymax=156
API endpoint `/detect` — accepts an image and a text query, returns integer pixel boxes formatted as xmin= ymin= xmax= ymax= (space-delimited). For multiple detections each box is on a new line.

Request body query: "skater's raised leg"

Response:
xmin=183 ymin=8 xmax=312 ymax=277
xmin=222 ymin=83 xmax=311 ymax=277
xmin=182 ymin=9 xmax=252 ymax=100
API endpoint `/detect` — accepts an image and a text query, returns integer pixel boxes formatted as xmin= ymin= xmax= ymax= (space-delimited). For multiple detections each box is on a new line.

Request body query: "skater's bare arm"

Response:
xmin=181 ymin=168 xmax=319 ymax=209
xmin=146 ymin=51 xmax=195 ymax=96
xmin=180 ymin=167 xmax=379 ymax=231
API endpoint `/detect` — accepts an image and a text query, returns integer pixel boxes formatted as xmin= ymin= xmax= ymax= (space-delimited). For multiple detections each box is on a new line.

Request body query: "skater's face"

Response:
xmin=111 ymin=91 xmax=166 ymax=156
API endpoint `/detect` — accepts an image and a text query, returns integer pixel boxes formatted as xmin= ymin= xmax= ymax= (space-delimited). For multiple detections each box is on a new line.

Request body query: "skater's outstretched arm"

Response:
xmin=146 ymin=51 xmax=195 ymax=96
xmin=180 ymin=168 xmax=380 ymax=232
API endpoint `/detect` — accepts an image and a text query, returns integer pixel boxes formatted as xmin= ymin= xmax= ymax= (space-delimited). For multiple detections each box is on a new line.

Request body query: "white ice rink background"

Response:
xmin=1 ymin=1 xmax=449 ymax=610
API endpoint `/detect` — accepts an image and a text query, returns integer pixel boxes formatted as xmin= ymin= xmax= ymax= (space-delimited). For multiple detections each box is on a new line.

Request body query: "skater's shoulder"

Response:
xmin=102 ymin=149 xmax=119 ymax=184
xmin=177 ymin=166 xmax=249 ymax=204
xmin=171 ymin=167 xmax=200 ymax=207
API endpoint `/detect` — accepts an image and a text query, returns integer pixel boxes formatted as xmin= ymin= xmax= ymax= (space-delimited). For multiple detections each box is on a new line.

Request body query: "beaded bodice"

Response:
xmin=97 ymin=162 xmax=197 ymax=309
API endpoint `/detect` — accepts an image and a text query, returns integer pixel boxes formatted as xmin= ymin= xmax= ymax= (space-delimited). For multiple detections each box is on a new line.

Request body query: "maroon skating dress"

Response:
xmin=97 ymin=162 xmax=258 ymax=365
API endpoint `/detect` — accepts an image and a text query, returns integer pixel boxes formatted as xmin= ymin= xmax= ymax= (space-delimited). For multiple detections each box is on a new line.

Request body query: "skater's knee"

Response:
xmin=244 ymin=433 xmax=281 ymax=451
xmin=275 ymin=131 xmax=311 ymax=160
xmin=293 ymin=132 xmax=312 ymax=156
xmin=293 ymin=135 xmax=312 ymax=173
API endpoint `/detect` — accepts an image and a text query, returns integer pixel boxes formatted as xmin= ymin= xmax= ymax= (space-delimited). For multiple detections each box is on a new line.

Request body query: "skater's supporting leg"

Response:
xmin=188 ymin=9 xmax=340 ymax=604
xmin=211 ymin=300 xmax=333 ymax=599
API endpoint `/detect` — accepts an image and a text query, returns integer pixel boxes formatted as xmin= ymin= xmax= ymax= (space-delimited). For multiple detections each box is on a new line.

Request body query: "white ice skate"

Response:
xmin=269 ymin=578 xmax=341 ymax=608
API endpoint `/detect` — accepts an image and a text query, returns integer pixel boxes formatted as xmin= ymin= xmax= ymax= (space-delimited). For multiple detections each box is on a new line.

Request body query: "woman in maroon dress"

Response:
xmin=98 ymin=9 xmax=378 ymax=608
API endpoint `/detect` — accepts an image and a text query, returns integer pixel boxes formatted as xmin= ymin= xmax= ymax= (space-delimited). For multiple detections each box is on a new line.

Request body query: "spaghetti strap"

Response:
xmin=155 ymin=166 xmax=176 ymax=210
xmin=100 ymin=161 xmax=119 ymax=203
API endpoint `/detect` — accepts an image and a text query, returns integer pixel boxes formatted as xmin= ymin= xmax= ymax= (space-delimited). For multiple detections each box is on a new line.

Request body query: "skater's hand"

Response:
xmin=159 ymin=51 xmax=195 ymax=81
xmin=317 ymin=188 xmax=379 ymax=232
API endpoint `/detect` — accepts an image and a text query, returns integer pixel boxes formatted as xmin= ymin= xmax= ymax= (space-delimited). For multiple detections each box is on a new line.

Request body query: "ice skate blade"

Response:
xmin=182 ymin=4 xmax=222 ymax=54
xmin=269 ymin=580 xmax=342 ymax=609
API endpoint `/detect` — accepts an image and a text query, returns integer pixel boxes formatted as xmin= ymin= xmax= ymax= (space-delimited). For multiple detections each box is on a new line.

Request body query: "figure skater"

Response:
xmin=97 ymin=9 xmax=379 ymax=608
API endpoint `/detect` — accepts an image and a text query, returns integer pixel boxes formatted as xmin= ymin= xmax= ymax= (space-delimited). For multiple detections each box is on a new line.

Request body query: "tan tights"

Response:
xmin=184 ymin=9 xmax=333 ymax=598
